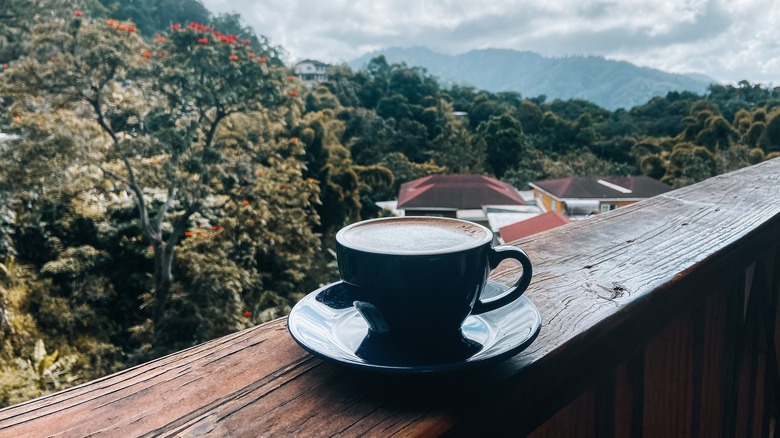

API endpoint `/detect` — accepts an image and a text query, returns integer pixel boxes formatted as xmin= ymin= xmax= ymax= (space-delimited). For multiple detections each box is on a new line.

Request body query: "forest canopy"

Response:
xmin=1 ymin=0 xmax=779 ymax=406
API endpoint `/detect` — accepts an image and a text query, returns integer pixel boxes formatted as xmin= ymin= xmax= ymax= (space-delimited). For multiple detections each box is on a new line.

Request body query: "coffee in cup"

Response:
xmin=335 ymin=217 xmax=533 ymax=347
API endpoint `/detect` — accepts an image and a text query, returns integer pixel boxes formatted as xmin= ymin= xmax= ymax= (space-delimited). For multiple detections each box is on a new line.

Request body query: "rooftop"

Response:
xmin=397 ymin=174 xmax=525 ymax=210
xmin=530 ymin=175 xmax=672 ymax=200
xmin=499 ymin=211 xmax=572 ymax=243
xmin=294 ymin=59 xmax=329 ymax=67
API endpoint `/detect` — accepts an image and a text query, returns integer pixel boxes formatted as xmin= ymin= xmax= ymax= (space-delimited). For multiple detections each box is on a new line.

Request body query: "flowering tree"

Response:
xmin=0 ymin=0 xmax=69 ymax=62
xmin=1 ymin=13 xmax=309 ymax=343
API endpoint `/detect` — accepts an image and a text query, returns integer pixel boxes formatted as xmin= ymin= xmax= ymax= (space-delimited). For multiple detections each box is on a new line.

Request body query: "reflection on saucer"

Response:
xmin=355 ymin=332 xmax=483 ymax=366
xmin=315 ymin=281 xmax=354 ymax=309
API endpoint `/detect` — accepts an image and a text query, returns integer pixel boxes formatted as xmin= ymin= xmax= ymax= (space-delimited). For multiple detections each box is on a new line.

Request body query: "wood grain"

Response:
xmin=1 ymin=158 xmax=780 ymax=436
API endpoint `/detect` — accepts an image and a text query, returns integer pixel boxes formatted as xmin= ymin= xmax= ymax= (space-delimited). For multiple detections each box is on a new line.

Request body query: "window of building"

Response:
xmin=600 ymin=203 xmax=616 ymax=213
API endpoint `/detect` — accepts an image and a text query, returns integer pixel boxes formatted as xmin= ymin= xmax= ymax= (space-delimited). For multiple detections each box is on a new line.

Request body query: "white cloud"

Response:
xmin=202 ymin=0 xmax=780 ymax=84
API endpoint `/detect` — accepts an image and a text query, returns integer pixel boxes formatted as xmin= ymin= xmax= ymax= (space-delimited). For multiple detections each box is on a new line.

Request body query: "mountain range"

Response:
xmin=348 ymin=47 xmax=716 ymax=111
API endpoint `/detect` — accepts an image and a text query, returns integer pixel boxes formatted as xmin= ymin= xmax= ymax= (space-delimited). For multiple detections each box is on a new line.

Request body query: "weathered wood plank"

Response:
xmin=699 ymin=286 xmax=729 ymax=437
xmin=642 ymin=316 xmax=694 ymax=437
xmin=613 ymin=358 xmax=642 ymax=438
xmin=1 ymin=159 xmax=779 ymax=436
xmin=527 ymin=387 xmax=596 ymax=438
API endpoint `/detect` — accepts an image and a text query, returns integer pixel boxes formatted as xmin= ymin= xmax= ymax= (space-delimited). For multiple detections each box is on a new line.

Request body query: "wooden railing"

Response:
xmin=1 ymin=159 xmax=779 ymax=437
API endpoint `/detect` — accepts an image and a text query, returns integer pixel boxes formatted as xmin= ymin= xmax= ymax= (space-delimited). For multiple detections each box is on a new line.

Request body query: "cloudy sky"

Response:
xmin=201 ymin=0 xmax=780 ymax=84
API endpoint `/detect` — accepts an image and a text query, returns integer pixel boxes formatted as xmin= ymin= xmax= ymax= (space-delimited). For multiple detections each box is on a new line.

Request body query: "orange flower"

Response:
xmin=211 ymin=225 xmax=222 ymax=231
xmin=229 ymin=55 xmax=239 ymax=61
xmin=13 ymin=116 xmax=21 ymax=121
xmin=2 ymin=64 xmax=7 ymax=69
xmin=74 ymin=10 xmax=83 ymax=17
xmin=248 ymin=53 xmax=255 ymax=58
xmin=184 ymin=231 xmax=193 ymax=237
xmin=127 ymin=25 xmax=137 ymax=32
xmin=290 ymin=137 xmax=299 ymax=142
xmin=243 ymin=311 xmax=253 ymax=318
xmin=306 ymin=178 xmax=316 ymax=184
xmin=242 ymin=200 xmax=250 ymax=205
xmin=242 ymin=39 xmax=251 ymax=45
xmin=156 ymin=34 xmax=166 ymax=42
xmin=258 ymin=57 xmax=267 ymax=63
xmin=289 ymin=91 xmax=298 ymax=96
xmin=257 ymin=171 xmax=263 ymax=177
xmin=287 ymin=75 xmax=295 ymax=80
xmin=197 ymin=38 xmax=208 ymax=44
xmin=107 ymin=19 xmax=115 ymax=25
xmin=171 ymin=23 xmax=181 ymax=29
xmin=142 ymin=52 xmax=152 ymax=58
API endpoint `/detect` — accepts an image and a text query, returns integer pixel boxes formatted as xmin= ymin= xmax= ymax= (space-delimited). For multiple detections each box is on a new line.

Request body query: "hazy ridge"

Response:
xmin=349 ymin=47 xmax=715 ymax=110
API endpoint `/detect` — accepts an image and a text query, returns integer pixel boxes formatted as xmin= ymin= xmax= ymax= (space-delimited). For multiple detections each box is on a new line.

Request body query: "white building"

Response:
xmin=293 ymin=59 xmax=329 ymax=87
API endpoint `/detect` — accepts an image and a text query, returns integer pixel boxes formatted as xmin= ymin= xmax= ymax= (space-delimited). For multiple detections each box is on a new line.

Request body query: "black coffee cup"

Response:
xmin=335 ymin=217 xmax=533 ymax=346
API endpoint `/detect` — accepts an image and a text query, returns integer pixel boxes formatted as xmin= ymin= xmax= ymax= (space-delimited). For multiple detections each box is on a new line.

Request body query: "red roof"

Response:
xmin=397 ymin=174 xmax=525 ymax=210
xmin=530 ymin=176 xmax=671 ymax=199
xmin=499 ymin=211 xmax=571 ymax=242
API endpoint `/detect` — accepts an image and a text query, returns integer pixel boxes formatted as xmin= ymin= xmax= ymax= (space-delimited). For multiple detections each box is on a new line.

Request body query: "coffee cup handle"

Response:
xmin=472 ymin=246 xmax=533 ymax=314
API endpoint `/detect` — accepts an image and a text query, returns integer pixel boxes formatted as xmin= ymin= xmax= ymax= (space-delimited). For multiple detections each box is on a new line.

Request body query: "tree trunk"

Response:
xmin=152 ymin=241 xmax=174 ymax=345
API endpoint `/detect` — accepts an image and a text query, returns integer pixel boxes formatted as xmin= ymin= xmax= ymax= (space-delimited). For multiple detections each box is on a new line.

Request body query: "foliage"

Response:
xmin=99 ymin=0 xmax=211 ymax=36
xmin=2 ymin=14 xmax=296 ymax=344
xmin=378 ymin=152 xmax=446 ymax=191
xmin=629 ymin=90 xmax=780 ymax=187
xmin=0 ymin=0 xmax=83 ymax=63
xmin=0 ymin=10 xmax=320 ymax=402
xmin=475 ymin=114 xmax=530 ymax=178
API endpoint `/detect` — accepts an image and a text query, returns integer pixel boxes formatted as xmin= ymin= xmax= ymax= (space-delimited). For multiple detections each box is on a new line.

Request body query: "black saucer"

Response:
xmin=287 ymin=280 xmax=542 ymax=373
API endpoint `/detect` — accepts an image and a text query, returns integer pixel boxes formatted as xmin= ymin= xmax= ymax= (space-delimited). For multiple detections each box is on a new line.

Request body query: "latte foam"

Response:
xmin=337 ymin=218 xmax=490 ymax=254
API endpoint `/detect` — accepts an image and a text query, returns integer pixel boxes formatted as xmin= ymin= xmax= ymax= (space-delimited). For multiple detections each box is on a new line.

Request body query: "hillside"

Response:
xmin=349 ymin=47 xmax=715 ymax=110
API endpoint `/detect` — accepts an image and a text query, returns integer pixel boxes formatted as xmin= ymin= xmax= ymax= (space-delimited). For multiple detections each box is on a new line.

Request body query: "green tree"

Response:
xmin=0 ymin=0 xmax=77 ymax=63
xmin=516 ymin=99 xmax=543 ymax=134
xmin=379 ymin=152 xmax=445 ymax=191
xmin=475 ymin=114 xmax=530 ymax=178
xmin=338 ymin=107 xmax=393 ymax=165
xmin=100 ymin=0 xmax=211 ymax=36
xmin=663 ymin=143 xmax=717 ymax=187
xmin=1 ymin=16 xmax=293 ymax=343
xmin=765 ymin=108 xmax=780 ymax=152
xmin=695 ymin=114 xmax=739 ymax=152
xmin=299 ymin=110 xmax=361 ymax=234
xmin=428 ymin=104 xmax=484 ymax=173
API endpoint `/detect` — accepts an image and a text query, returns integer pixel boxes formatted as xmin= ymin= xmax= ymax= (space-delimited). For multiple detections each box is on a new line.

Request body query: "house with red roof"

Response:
xmin=397 ymin=174 xmax=526 ymax=216
xmin=499 ymin=211 xmax=572 ymax=243
xmin=529 ymin=176 xmax=672 ymax=219
xmin=395 ymin=174 xmax=536 ymax=231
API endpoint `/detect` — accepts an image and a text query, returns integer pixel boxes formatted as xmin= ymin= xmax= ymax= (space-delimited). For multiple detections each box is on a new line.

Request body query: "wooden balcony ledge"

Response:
xmin=2 ymin=158 xmax=780 ymax=437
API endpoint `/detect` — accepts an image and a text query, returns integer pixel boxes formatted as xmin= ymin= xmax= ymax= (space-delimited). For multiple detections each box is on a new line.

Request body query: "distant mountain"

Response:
xmin=348 ymin=47 xmax=716 ymax=110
